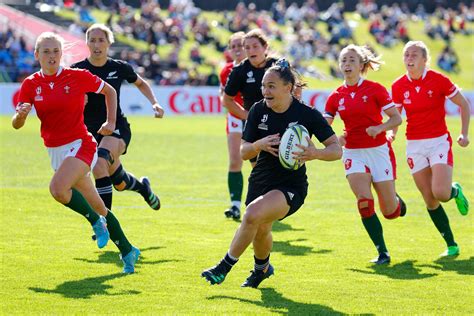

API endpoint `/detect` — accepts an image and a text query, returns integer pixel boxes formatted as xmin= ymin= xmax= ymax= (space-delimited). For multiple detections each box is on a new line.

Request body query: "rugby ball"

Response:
xmin=278 ymin=124 xmax=309 ymax=170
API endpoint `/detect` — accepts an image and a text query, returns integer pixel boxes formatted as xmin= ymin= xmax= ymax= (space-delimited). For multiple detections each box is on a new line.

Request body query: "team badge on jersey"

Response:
xmin=35 ymin=86 xmax=43 ymax=101
xmin=246 ymin=71 xmax=255 ymax=83
xmin=107 ymin=71 xmax=118 ymax=79
xmin=403 ymin=91 xmax=411 ymax=104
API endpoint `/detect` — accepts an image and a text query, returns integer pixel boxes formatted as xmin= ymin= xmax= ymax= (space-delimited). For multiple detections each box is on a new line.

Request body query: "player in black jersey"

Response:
xmin=202 ymin=59 xmax=342 ymax=288
xmin=222 ymin=29 xmax=278 ymax=219
xmin=71 ymin=24 xmax=163 ymax=212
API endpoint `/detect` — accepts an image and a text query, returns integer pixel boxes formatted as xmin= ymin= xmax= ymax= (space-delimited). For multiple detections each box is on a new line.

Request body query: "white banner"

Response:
xmin=1 ymin=83 xmax=473 ymax=116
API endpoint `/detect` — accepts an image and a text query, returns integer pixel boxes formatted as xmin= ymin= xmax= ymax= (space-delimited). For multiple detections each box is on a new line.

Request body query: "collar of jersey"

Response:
xmin=406 ymin=68 xmax=427 ymax=82
xmin=40 ymin=66 xmax=63 ymax=78
xmin=343 ymin=77 xmax=364 ymax=88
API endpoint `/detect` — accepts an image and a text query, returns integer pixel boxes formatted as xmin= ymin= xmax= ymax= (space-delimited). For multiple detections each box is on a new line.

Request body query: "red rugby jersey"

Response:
xmin=220 ymin=61 xmax=243 ymax=117
xmin=392 ymin=69 xmax=458 ymax=140
xmin=18 ymin=67 xmax=105 ymax=147
xmin=324 ymin=78 xmax=394 ymax=149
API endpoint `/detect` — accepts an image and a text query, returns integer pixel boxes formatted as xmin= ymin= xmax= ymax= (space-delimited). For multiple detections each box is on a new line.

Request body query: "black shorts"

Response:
xmin=90 ymin=119 xmax=132 ymax=155
xmin=245 ymin=182 xmax=307 ymax=220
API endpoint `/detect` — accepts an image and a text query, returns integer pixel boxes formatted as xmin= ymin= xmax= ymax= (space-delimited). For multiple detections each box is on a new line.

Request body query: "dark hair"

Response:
xmin=266 ymin=58 xmax=305 ymax=90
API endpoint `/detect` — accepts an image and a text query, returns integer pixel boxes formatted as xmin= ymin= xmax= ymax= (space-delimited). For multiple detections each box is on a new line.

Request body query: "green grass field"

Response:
xmin=1 ymin=115 xmax=473 ymax=314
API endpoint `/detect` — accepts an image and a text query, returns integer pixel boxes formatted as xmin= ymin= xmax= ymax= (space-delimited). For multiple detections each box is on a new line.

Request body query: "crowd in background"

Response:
xmin=1 ymin=0 xmax=473 ymax=85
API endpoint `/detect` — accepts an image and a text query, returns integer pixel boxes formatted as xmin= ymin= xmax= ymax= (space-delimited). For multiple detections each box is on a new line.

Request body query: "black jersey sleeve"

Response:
xmin=224 ymin=65 xmax=243 ymax=97
xmin=242 ymin=104 xmax=259 ymax=143
xmin=306 ymin=107 xmax=336 ymax=143
xmin=119 ymin=60 xmax=138 ymax=83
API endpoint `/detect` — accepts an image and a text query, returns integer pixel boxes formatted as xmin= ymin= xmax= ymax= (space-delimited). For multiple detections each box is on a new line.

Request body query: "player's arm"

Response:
xmin=295 ymin=134 xmax=341 ymax=162
xmin=134 ymin=74 xmax=164 ymax=118
xmin=366 ymin=106 xmax=402 ymax=139
xmin=223 ymin=93 xmax=248 ymax=120
xmin=241 ymin=133 xmax=280 ymax=160
xmin=12 ymin=103 xmax=32 ymax=129
xmin=323 ymin=113 xmax=347 ymax=146
xmin=97 ymin=82 xmax=117 ymax=136
xmin=449 ymin=91 xmax=470 ymax=147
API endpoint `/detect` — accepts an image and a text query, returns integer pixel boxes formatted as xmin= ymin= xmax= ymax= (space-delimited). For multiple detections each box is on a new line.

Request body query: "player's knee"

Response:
xmin=49 ymin=182 xmax=69 ymax=203
xmin=97 ymin=148 xmax=114 ymax=166
xmin=92 ymin=158 xmax=109 ymax=177
xmin=357 ymin=198 xmax=375 ymax=218
xmin=242 ymin=207 xmax=261 ymax=226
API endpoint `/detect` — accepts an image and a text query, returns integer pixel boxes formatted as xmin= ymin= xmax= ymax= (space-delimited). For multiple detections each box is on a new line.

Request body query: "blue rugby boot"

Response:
xmin=121 ymin=246 xmax=140 ymax=274
xmin=92 ymin=216 xmax=109 ymax=249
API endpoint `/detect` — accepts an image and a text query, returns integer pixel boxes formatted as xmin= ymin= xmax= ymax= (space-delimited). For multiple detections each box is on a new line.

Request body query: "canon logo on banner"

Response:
xmin=169 ymin=90 xmax=222 ymax=114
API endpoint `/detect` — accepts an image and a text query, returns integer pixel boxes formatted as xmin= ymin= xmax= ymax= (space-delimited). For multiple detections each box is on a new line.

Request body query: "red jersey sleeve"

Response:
xmin=324 ymin=91 xmax=338 ymax=119
xmin=374 ymin=83 xmax=394 ymax=111
xmin=437 ymin=72 xmax=458 ymax=98
xmin=18 ymin=78 xmax=34 ymax=105
xmin=77 ymin=69 xmax=105 ymax=94
xmin=391 ymin=81 xmax=403 ymax=108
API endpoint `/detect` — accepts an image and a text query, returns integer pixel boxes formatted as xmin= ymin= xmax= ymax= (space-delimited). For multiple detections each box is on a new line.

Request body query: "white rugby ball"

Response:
xmin=278 ymin=124 xmax=309 ymax=170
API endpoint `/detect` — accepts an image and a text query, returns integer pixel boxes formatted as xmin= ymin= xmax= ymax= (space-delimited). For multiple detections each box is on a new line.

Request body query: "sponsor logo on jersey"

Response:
xmin=287 ymin=192 xmax=294 ymax=200
xmin=246 ymin=71 xmax=255 ymax=83
xmin=338 ymin=105 xmax=345 ymax=111
xmin=107 ymin=71 xmax=118 ymax=79
xmin=113 ymin=129 xmax=121 ymax=135
xmin=258 ymin=123 xmax=268 ymax=130
xmin=350 ymin=92 xmax=355 ymax=99
xmin=49 ymin=82 xmax=54 ymax=89
xmin=415 ymin=86 xmax=420 ymax=93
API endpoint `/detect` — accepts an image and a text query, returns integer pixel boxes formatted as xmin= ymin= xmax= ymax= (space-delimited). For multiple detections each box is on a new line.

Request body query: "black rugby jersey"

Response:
xmin=71 ymin=58 xmax=137 ymax=132
xmin=243 ymin=98 xmax=335 ymax=189
xmin=224 ymin=57 xmax=278 ymax=111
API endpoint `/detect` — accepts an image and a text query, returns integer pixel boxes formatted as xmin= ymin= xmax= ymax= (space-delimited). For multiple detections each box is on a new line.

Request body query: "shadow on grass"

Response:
xmin=209 ymin=287 xmax=354 ymax=315
xmin=273 ymin=239 xmax=332 ymax=257
xmin=419 ymin=256 xmax=474 ymax=275
xmin=74 ymin=246 xmax=181 ymax=268
xmin=272 ymin=221 xmax=304 ymax=232
xmin=29 ymin=273 xmax=139 ymax=299
xmin=349 ymin=260 xmax=437 ymax=280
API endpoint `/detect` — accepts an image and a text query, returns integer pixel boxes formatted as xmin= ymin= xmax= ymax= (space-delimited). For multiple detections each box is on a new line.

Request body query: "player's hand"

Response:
xmin=254 ymin=134 xmax=280 ymax=157
xmin=293 ymin=136 xmax=318 ymax=162
xmin=338 ymin=132 xmax=347 ymax=147
xmin=153 ymin=103 xmax=164 ymax=118
xmin=386 ymin=130 xmax=396 ymax=143
xmin=457 ymin=134 xmax=470 ymax=147
xmin=98 ymin=121 xmax=115 ymax=136
xmin=16 ymin=103 xmax=32 ymax=119
xmin=366 ymin=125 xmax=383 ymax=138
xmin=84 ymin=94 xmax=88 ymax=106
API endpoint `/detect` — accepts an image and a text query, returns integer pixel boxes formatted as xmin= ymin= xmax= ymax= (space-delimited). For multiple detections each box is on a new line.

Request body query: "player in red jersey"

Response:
xmin=12 ymin=32 xmax=140 ymax=273
xmin=392 ymin=41 xmax=470 ymax=257
xmin=324 ymin=45 xmax=407 ymax=265
xmin=220 ymin=32 xmax=246 ymax=220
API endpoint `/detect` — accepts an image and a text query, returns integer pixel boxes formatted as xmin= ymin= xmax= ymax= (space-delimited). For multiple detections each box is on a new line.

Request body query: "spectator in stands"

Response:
xmin=437 ymin=46 xmax=459 ymax=73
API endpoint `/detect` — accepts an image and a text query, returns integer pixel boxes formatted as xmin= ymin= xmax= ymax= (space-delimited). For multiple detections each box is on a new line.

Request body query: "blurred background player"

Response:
xmin=392 ymin=40 xmax=470 ymax=257
xmin=220 ymin=31 xmax=246 ymax=220
xmin=324 ymin=44 xmax=406 ymax=265
xmin=222 ymin=28 xmax=279 ymax=219
xmin=12 ymin=32 xmax=140 ymax=273
xmin=72 ymin=24 xmax=163 ymax=213
xmin=202 ymin=59 xmax=341 ymax=288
